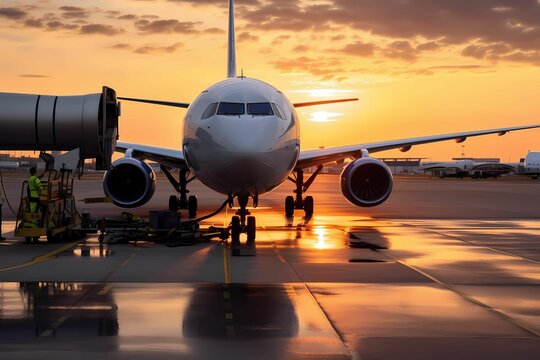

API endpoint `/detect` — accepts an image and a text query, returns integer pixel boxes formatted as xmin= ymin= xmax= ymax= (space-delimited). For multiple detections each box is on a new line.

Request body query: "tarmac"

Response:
xmin=0 ymin=173 xmax=539 ymax=359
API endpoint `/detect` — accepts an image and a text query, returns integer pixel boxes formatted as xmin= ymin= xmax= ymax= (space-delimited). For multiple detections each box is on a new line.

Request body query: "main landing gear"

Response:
xmin=162 ymin=166 xmax=198 ymax=218
xmin=229 ymin=193 xmax=257 ymax=247
xmin=285 ymin=166 xmax=322 ymax=218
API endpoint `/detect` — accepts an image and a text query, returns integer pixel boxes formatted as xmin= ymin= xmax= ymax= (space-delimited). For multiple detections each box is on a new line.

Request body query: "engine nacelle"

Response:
xmin=103 ymin=157 xmax=156 ymax=208
xmin=340 ymin=158 xmax=393 ymax=207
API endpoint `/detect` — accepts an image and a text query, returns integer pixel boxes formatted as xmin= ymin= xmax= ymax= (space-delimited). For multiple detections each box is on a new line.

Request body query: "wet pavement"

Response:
xmin=0 ymin=174 xmax=540 ymax=359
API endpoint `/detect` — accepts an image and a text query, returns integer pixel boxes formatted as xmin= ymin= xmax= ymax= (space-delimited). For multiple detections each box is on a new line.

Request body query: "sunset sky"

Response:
xmin=2 ymin=0 xmax=540 ymax=161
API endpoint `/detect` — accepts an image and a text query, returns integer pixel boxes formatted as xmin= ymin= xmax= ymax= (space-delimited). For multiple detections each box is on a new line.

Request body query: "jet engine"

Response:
xmin=340 ymin=158 xmax=393 ymax=207
xmin=103 ymin=157 xmax=156 ymax=208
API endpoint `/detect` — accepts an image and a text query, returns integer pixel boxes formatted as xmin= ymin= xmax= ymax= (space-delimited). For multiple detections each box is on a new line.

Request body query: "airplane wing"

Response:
xmin=293 ymin=98 xmax=358 ymax=108
xmin=117 ymin=97 xmax=358 ymax=109
xmin=117 ymin=97 xmax=190 ymax=108
xmin=296 ymin=123 xmax=540 ymax=169
xmin=115 ymin=142 xmax=186 ymax=169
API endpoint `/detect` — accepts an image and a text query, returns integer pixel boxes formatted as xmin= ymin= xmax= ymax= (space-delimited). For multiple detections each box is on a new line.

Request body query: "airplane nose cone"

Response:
xmin=218 ymin=155 xmax=275 ymax=185
xmin=217 ymin=116 xmax=278 ymax=152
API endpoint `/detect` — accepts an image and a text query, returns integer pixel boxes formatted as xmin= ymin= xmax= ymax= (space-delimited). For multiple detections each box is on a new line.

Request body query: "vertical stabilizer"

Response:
xmin=227 ymin=0 xmax=237 ymax=78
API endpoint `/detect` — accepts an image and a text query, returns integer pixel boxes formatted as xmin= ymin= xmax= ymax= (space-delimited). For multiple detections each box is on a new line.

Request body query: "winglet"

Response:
xmin=227 ymin=0 xmax=237 ymax=78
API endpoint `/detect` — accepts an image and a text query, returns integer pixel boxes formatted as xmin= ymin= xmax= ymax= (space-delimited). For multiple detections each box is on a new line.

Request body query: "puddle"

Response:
xmin=71 ymin=246 xmax=114 ymax=257
xmin=348 ymin=231 xmax=390 ymax=249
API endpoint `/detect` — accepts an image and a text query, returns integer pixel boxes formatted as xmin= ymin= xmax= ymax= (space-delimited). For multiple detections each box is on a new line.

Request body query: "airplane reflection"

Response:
xmin=0 ymin=282 xmax=300 ymax=356
xmin=183 ymin=284 xmax=299 ymax=339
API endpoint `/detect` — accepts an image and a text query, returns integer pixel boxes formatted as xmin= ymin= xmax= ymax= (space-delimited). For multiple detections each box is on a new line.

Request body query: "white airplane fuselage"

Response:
xmin=183 ymin=77 xmax=300 ymax=197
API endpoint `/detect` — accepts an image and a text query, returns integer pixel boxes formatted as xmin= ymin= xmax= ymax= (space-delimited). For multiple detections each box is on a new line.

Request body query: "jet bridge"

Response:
xmin=0 ymin=86 xmax=119 ymax=170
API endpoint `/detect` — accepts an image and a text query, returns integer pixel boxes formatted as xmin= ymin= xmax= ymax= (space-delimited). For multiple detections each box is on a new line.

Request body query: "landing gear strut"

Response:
xmin=286 ymin=166 xmax=322 ymax=217
xmin=162 ymin=166 xmax=198 ymax=218
xmin=230 ymin=193 xmax=257 ymax=246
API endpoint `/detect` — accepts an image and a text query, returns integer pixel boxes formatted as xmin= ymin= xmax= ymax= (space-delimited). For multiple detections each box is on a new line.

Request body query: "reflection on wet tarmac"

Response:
xmin=183 ymin=285 xmax=298 ymax=339
xmin=1 ymin=205 xmax=540 ymax=358
xmin=72 ymin=246 xmax=113 ymax=258
xmin=0 ymin=282 xmax=118 ymax=338
xmin=309 ymin=283 xmax=532 ymax=338
xmin=379 ymin=222 xmax=540 ymax=284
xmin=0 ymin=282 xmax=348 ymax=358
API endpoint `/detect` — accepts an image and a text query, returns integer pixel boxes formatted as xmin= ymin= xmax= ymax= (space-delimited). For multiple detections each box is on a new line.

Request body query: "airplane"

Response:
xmin=420 ymin=159 xmax=516 ymax=179
xmin=102 ymin=0 xmax=540 ymax=245
xmin=517 ymin=152 xmax=540 ymax=179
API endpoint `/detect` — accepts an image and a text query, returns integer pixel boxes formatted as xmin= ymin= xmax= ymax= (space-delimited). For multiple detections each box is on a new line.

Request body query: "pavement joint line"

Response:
xmin=37 ymin=247 xmax=139 ymax=337
xmin=0 ymin=240 xmax=81 ymax=272
xmin=396 ymin=221 xmax=540 ymax=265
xmin=270 ymin=236 xmax=358 ymax=359
xmin=378 ymin=249 xmax=540 ymax=338
xmin=303 ymin=284 xmax=361 ymax=360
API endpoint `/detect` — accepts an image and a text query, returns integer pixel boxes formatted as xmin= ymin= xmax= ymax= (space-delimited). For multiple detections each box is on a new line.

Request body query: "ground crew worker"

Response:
xmin=25 ymin=167 xmax=44 ymax=243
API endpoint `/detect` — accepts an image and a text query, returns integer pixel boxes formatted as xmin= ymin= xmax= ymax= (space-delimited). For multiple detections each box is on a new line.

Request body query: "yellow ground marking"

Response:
xmin=286 ymin=285 xmax=297 ymax=297
xmin=97 ymin=284 xmax=113 ymax=295
xmin=0 ymin=240 xmax=80 ymax=272
xmin=39 ymin=315 xmax=69 ymax=337
xmin=120 ymin=252 xmax=137 ymax=267
xmin=226 ymin=325 xmax=235 ymax=338
xmin=223 ymin=246 xmax=231 ymax=285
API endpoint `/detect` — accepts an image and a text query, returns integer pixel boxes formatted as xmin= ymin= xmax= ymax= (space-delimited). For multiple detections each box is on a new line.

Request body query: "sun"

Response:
xmin=307 ymin=111 xmax=343 ymax=123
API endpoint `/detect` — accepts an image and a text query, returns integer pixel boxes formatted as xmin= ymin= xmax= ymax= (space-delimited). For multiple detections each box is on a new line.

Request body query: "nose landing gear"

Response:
xmin=162 ymin=166 xmax=198 ymax=218
xmin=229 ymin=193 xmax=257 ymax=255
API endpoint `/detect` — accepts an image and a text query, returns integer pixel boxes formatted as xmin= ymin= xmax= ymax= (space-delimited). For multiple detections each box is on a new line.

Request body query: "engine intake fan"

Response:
xmin=340 ymin=158 xmax=393 ymax=207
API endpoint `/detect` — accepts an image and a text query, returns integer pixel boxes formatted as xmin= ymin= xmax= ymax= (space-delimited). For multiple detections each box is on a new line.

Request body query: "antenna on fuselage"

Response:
xmin=227 ymin=0 xmax=237 ymax=78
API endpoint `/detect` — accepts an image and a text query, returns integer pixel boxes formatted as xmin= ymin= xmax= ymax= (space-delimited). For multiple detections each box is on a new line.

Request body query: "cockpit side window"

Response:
xmin=217 ymin=102 xmax=245 ymax=115
xmin=201 ymin=102 xmax=218 ymax=119
xmin=271 ymin=103 xmax=285 ymax=119
xmin=247 ymin=103 xmax=274 ymax=116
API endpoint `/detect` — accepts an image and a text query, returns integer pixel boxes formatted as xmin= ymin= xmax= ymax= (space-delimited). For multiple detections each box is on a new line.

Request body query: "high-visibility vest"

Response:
xmin=28 ymin=175 xmax=43 ymax=203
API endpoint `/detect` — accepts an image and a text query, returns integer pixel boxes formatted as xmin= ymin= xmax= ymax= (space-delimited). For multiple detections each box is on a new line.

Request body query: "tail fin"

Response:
xmin=227 ymin=0 xmax=237 ymax=78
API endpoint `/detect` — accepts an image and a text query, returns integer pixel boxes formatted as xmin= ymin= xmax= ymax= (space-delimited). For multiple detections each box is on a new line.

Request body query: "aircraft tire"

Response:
xmin=304 ymin=196 xmax=314 ymax=217
xmin=231 ymin=216 xmax=241 ymax=245
xmin=188 ymin=195 xmax=198 ymax=218
xmin=169 ymin=195 xmax=179 ymax=212
xmin=285 ymin=196 xmax=294 ymax=217
xmin=247 ymin=216 xmax=256 ymax=243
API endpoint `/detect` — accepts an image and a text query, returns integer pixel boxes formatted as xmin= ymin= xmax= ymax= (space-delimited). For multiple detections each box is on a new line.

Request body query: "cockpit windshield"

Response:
xmin=217 ymin=102 xmax=245 ymax=115
xmin=201 ymin=102 xmax=218 ymax=119
xmin=247 ymin=103 xmax=274 ymax=116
